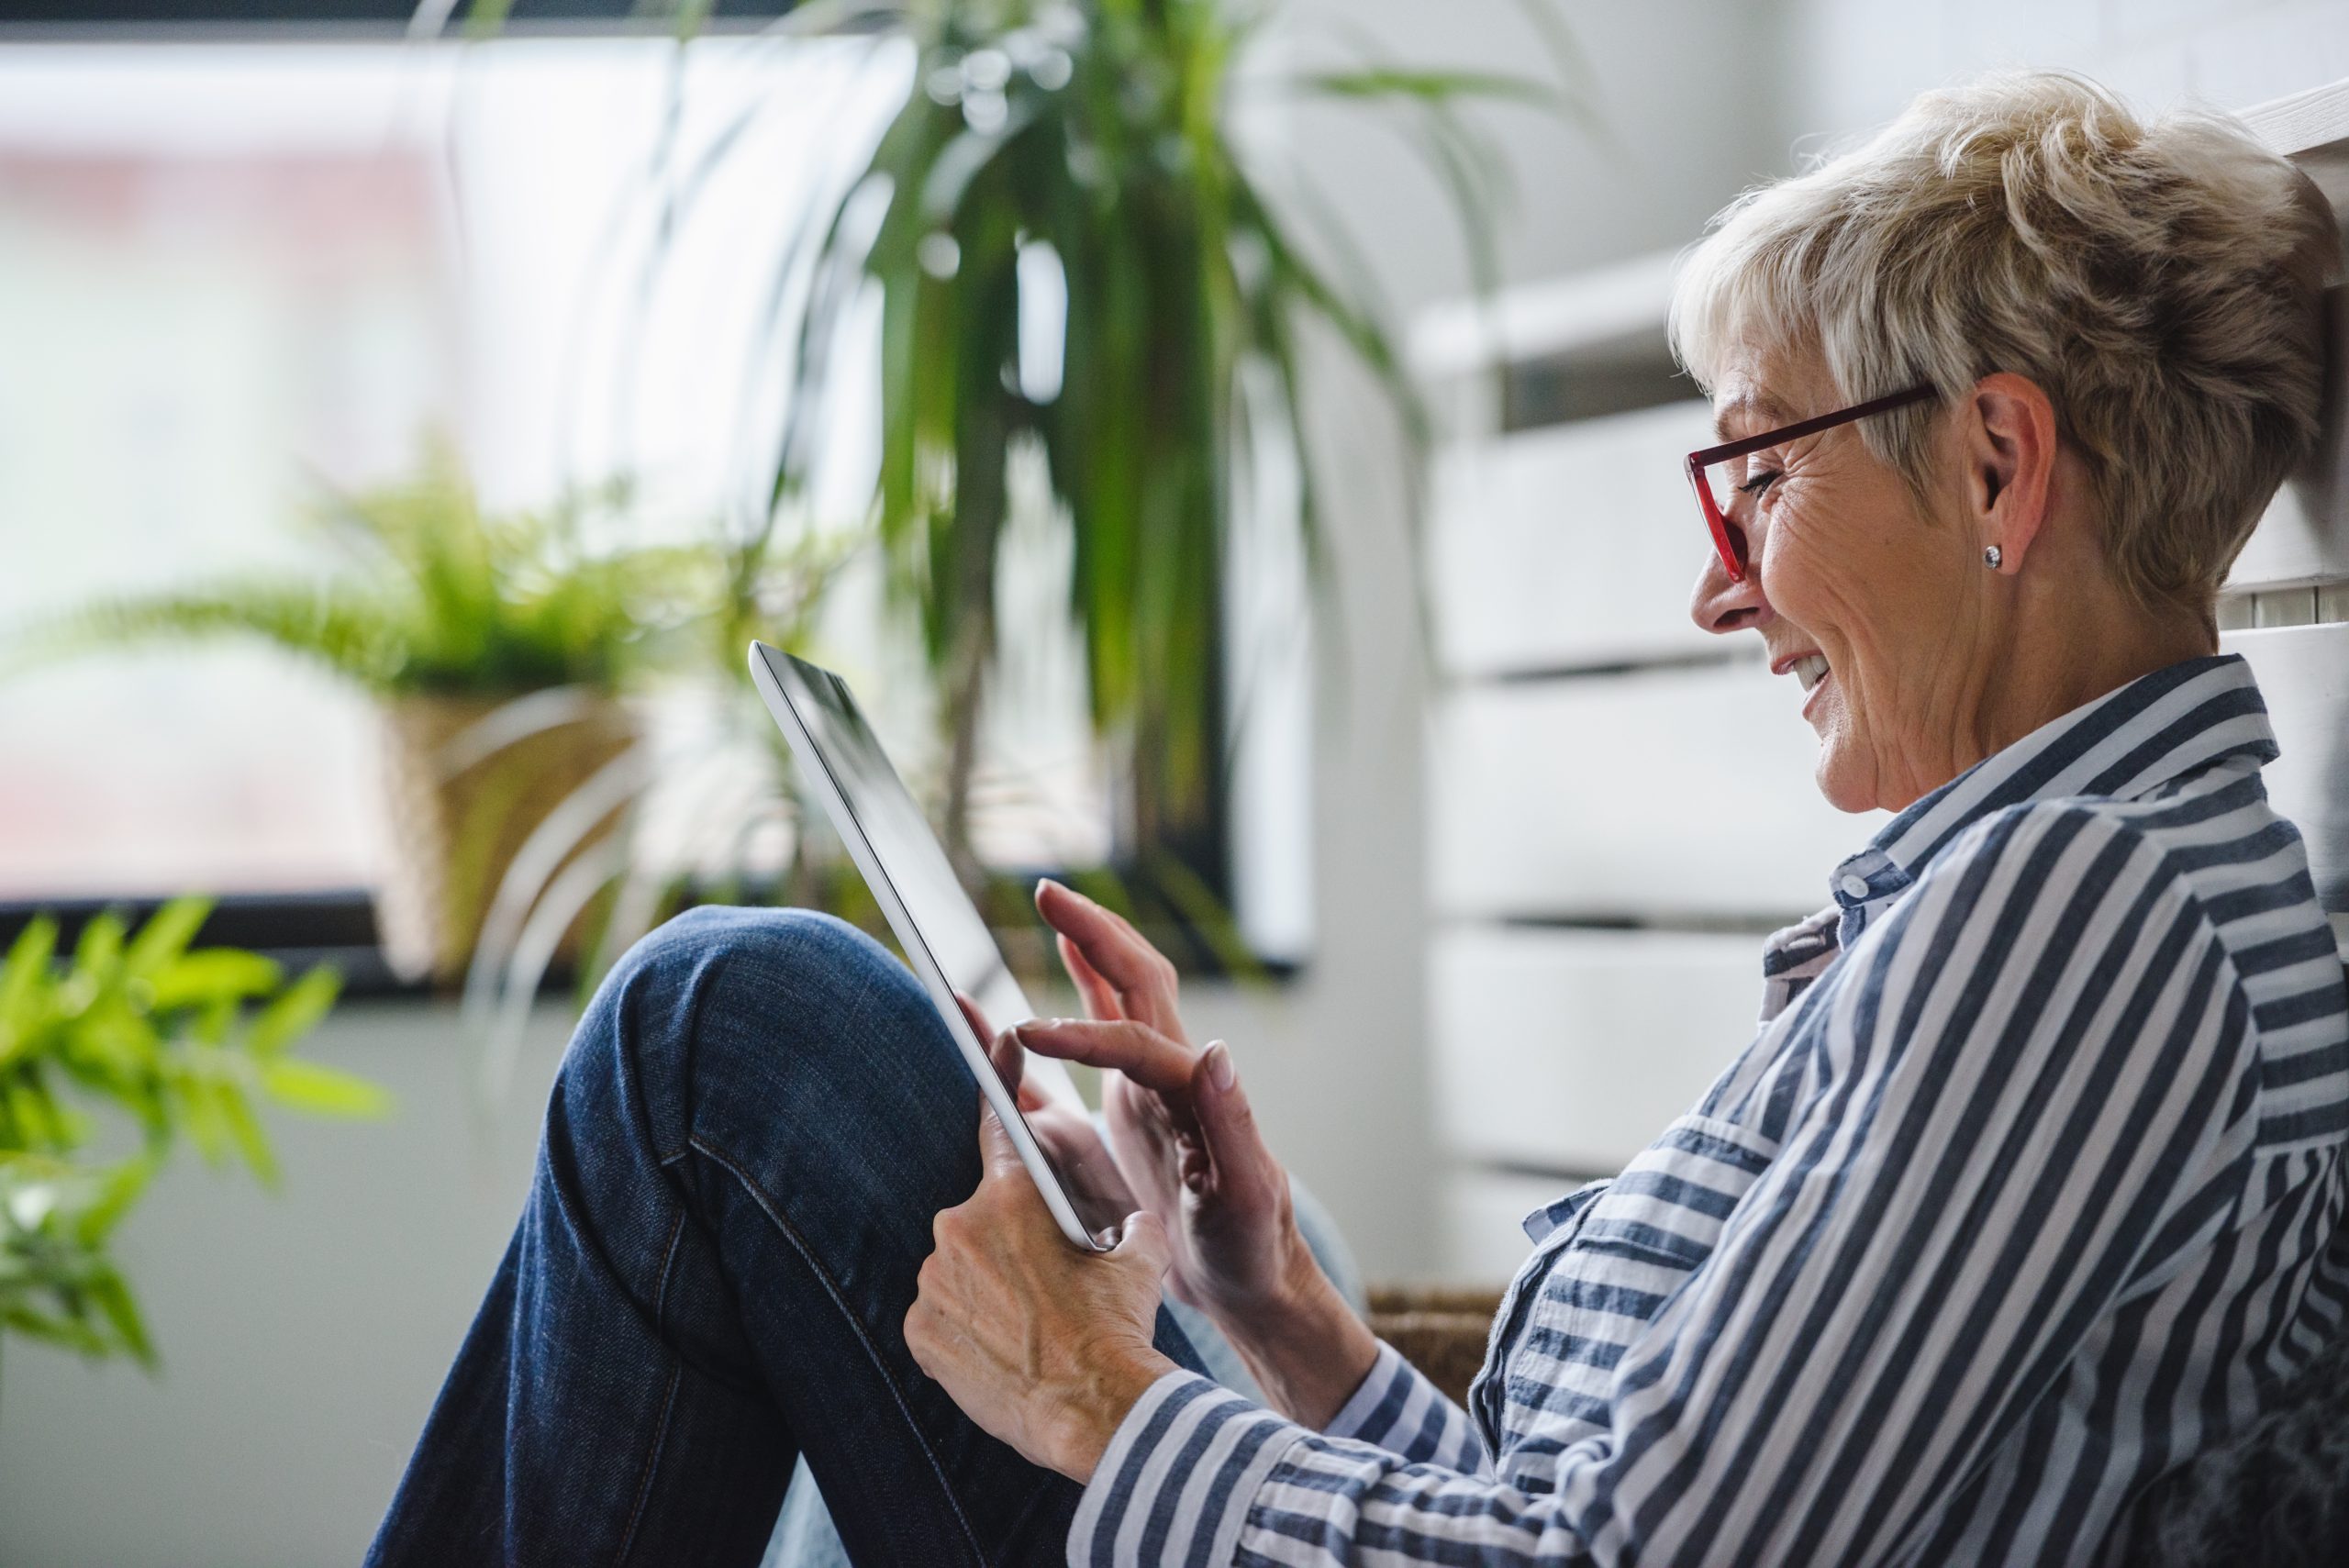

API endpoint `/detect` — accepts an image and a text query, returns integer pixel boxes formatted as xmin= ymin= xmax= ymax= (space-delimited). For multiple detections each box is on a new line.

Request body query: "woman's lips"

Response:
xmin=1802 ymin=665 xmax=1831 ymax=719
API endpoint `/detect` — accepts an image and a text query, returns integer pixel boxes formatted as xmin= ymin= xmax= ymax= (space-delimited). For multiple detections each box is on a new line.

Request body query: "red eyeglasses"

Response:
xmin=1686 ymin=383 xmax=1938 ymax=582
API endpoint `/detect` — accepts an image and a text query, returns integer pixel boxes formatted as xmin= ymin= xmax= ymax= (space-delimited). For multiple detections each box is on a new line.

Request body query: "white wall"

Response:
xmin=1772 ymin=0 xmax=2349 ymax=148
xmin=0 ymin=1004 xmax=576 ymax=1568
xmin=1238 ymin=0 xmax=1782 ymax=1289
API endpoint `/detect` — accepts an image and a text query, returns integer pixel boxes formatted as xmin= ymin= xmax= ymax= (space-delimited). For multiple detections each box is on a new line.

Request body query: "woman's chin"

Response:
xmin=1809 ymin=721 xmax=1880 ymax=814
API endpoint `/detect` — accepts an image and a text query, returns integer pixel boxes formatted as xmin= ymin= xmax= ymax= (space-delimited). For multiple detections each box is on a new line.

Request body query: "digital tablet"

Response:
xmin=747 ymin=640 xmax=1112 ymax=1252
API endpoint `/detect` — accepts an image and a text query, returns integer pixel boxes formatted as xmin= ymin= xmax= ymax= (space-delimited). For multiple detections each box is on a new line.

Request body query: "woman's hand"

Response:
xmin=906 ymin=1101 xmax=1174 ymax=1482
xmin=957 ymin=992 xmax=1138 ymax=1235
xmin=1013 ymin=881 xmax=1299 ymax=1318
xmin=1007 ymin=880 xmax=1378 ymax=1426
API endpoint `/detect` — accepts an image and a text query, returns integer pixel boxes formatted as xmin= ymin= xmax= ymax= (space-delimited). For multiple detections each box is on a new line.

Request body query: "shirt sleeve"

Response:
xmin=1319 ymin=1340 xmax=1487 ymax=1471
xmin=1068 ymin=805 xmax=2263 ymax=1568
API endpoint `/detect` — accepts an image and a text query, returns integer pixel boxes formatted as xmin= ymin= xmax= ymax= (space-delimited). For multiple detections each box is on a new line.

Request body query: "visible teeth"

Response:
xmin=1793 ymin=653 xmax=1830 ymax=693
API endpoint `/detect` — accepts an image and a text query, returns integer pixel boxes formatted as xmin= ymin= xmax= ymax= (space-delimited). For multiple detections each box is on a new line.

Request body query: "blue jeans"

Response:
xmin=366 ymin=906 xmax=1216 ymax=1567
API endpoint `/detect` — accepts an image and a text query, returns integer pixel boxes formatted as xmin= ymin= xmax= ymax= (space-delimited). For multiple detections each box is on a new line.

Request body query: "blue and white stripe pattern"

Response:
xmin=1069 ymin=653 xmax=2349 ymax=1566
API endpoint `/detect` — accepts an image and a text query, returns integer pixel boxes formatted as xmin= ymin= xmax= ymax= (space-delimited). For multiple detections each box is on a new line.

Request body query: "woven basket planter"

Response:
xmin=374 ymin=692 xmax=638 ymax=986
xmin=1366 ymin=1285 xmax=1505 ymax=1407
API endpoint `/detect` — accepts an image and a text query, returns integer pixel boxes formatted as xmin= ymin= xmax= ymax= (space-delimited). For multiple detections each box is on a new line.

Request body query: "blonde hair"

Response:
xmin=1670 ymin=70 xmax=2338 ymax=611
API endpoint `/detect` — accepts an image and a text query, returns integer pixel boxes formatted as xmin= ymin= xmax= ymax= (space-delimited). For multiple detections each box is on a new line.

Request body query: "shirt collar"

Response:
xmin=1799 ymin=653 xmax=2277 ymax=953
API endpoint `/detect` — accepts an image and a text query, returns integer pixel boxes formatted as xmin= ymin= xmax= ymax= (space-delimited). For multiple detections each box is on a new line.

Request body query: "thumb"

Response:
xmin=1190 ymin=1041 xmax=1268 ymax=1171
xmin=975 ymin=1096 xmax=1024 ymax=1174
xmin=1109 ymin=1207 xmax=1172 ymax=1278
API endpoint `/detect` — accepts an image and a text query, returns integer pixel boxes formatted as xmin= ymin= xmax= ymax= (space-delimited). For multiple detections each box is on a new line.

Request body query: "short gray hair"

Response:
xmin=1670 ymin=70 xmax=2338 ymax=612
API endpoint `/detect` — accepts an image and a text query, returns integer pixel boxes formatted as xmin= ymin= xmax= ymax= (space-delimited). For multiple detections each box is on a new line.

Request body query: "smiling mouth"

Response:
xmin=1791 ymin=652 xmax=1830 ymax=694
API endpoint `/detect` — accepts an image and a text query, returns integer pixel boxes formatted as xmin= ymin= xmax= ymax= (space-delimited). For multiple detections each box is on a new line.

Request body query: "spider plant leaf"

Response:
xmin=434 ymin=686 xmax=612 ymax=779
xmin=216 ymin=1084 xmax=280 ymax=1189
xmin=462 ymin=0 xmax=515 ymax=40
xmin=257 ymin=1058 xmax=395 ymax=1119
xmin=122 ymin=897 xmax=211 ymax=982
xmin=3 ymin=1305 xmax=113 ymax=1358
xmin=83 ymin=1265 xmax=157 ymax=1369
xmin=147 ymin=951 xmax=283 ymax=1013
xmin=72 ymin=913 xmax=125 ymax=984
xmin=476 ymin=839 xmax=629 ymax=1108
xmin=70 ymin=1156 xmax=154 ymax=1249
xmin=461 ymin=742 xmax=651 ymax=1042
xmin=0 ymin=917 xmax=59 ymax=1045
xmin=1288 ymin=66 xmax=1569 ymax=112
xmin=247 ymin=966 xmax=341 ymax=1060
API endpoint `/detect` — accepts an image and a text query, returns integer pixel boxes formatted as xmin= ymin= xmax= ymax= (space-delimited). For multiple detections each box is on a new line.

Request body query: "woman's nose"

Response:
xmin=1689 ymin=517 xmax=1768 ymax=636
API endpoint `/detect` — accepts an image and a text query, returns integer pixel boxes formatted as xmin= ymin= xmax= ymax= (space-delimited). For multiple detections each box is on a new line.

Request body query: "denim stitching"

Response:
xmin=648 ymin=1205 xmax=688 ymax=1330
xmin=687 ymin=1130 xmax=987 ymax=1566
xmin=611 ymin=1356 xmax=684 ymax=1567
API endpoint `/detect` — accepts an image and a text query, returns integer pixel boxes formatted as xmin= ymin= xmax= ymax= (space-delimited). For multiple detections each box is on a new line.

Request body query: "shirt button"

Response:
xmin=1840 ymin=873 xmax=1872 ymax=899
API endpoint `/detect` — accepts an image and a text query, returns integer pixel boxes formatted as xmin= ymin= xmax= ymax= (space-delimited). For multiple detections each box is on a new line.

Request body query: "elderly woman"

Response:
xmin=371 ymin=71 xmax=2345 ymax=1567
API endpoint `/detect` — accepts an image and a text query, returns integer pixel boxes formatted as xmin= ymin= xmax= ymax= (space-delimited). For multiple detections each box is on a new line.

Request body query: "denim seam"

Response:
xmin=648 ymin=1203 xmax=689 ymax=1330
xmin=687 ymin=1130 xmax=988 ymax=1566
xmin=611 ymin=1356 xmax=685 ymax=1568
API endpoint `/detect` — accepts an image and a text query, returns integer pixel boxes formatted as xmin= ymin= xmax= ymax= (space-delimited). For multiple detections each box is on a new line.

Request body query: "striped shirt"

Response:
xmin=1069 ymin=652 xmax=2349 ymax=1567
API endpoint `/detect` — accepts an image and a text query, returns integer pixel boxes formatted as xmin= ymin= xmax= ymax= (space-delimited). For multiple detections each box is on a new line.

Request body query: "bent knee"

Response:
xmin=573 ymin=904 xmax=962 ymax=1160
xmin=609 ymin=905 xmax=902 ymax=1006
xmin=588 ymin=905 xmax=938 ymax=1079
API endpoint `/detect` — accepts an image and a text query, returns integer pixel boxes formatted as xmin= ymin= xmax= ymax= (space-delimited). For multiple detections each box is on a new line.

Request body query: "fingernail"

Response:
xmin=1206 ymin=1040 xmax=1235 ymax=1091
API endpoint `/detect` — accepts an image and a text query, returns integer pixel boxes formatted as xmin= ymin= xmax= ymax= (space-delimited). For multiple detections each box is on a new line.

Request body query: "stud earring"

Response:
xmin=1984 ymin=545 xmax=2003 ymax=570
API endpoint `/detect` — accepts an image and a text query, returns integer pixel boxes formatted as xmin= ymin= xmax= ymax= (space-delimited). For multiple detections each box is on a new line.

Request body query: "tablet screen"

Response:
xmin=779 ymin=657 xmax=1034 ymax=1026
xmin=751 ymin=645 xmax=1110 ymax=1245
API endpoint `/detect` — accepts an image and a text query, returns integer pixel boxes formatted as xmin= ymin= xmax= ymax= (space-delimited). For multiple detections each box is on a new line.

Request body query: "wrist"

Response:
xmin=1050 ymin=1340 xmax=1176 ymax=1485
xmin=1217 ymin=1246 xmax=1379 ymax=1429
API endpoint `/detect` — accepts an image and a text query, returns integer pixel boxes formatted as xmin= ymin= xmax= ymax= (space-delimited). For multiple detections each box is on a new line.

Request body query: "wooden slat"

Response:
xmin=2224 ymin=622 xmax=2349 ymax=919
xmin=1409 ymin=250 xmax=1680 ymax=383
xmin=1431 ymin=662 xmax=1886 ymax=922
xmin=1431 ymin=927 xmax=1758 ymax=1174
xmin=1431 ymin=400 xmax=1720 ymax=675
xmin=1431 ymin=628 xmax=2346 ymax=926
xmin=1431 ymin=382 xmax=2349 ymax=666
xmin=2245 ymin=77 xmax=2349 ymax=211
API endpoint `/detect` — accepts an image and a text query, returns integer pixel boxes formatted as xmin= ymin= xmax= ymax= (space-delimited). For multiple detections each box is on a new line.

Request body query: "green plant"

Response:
xmin=17 ymin=437 xmax=713 ymax=699
xmin=0 ymin=898 xmax=388 ymax=1381
xmin=747 ymin=0 xmax=1584 ymax=881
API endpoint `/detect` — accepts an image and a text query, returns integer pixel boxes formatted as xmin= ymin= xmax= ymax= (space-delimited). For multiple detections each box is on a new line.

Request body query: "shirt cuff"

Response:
xmin=1065 ymin=1369 xmax=1307 ymax=1568
xmin=1321 ymin=1339 xmax=1484 ymax=1469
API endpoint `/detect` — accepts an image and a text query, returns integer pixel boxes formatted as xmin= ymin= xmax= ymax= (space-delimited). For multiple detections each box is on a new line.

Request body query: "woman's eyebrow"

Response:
xmin=1712 ymin=391 xmax=1799 ymax=440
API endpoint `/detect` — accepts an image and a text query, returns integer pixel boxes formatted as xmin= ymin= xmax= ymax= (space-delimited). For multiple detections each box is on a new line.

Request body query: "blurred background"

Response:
xmin=1 ymin=2 xmax=2344 ymax=1562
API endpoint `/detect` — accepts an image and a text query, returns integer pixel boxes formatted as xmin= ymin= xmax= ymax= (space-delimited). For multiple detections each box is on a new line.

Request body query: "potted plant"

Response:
xmin=18 ymin=439 xmax=716 ymax=985
xmin=0 ymin=897 xmax=386 ymax=1388
xmin=743 ymin=0 xmax=1581 ymax=910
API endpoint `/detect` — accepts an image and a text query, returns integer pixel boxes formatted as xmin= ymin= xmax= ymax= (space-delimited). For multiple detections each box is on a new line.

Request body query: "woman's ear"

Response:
xmin=1965 ymin=372 xmax=2061 ymax=573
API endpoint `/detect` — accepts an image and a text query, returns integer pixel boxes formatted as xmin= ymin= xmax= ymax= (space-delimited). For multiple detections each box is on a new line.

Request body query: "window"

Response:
xmin=0 ymin=34 xmax=1312 ymax=966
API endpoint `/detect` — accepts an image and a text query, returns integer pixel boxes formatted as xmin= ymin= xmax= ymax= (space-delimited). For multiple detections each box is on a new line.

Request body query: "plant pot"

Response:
xmin=373 ymin=691 xmax=638 ymax=987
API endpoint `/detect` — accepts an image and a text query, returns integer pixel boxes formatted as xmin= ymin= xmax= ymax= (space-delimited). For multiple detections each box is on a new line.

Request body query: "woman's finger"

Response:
xmin=987 ymin=1029 xmax=1038 ymax=1106
xmin=1014 ymin=1017 xmax=1197 ymax=1095
xmin=1033 ymin=880 xmax=1182 ymax=1036
xmin=961 ymin=991 xmax=1042 ymax=1109
xmin=1187 ymin=1040 xmax=1277 ymax=1195
xmin=1056 ymin=931 xmax=1123 ymax=1022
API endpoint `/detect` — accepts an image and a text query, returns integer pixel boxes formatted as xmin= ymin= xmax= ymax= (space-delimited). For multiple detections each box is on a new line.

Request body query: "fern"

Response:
xmin=11 ymin=438 xmax=715 ymax=699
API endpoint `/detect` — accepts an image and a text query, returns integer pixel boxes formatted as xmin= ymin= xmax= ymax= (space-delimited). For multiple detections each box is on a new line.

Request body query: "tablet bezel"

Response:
xmin=747 ymin=640 xmax=1111 ymax=1254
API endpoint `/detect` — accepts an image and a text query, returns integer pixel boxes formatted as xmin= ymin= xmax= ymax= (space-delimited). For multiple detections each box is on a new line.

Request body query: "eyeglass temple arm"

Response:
xmin=1686 ymin=383 xmax=1938 ymax=468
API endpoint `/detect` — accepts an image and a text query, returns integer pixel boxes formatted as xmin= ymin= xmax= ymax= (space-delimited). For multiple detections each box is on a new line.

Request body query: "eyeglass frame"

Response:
xmin=1685 ymin=382 xmax=1939 ymax=583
